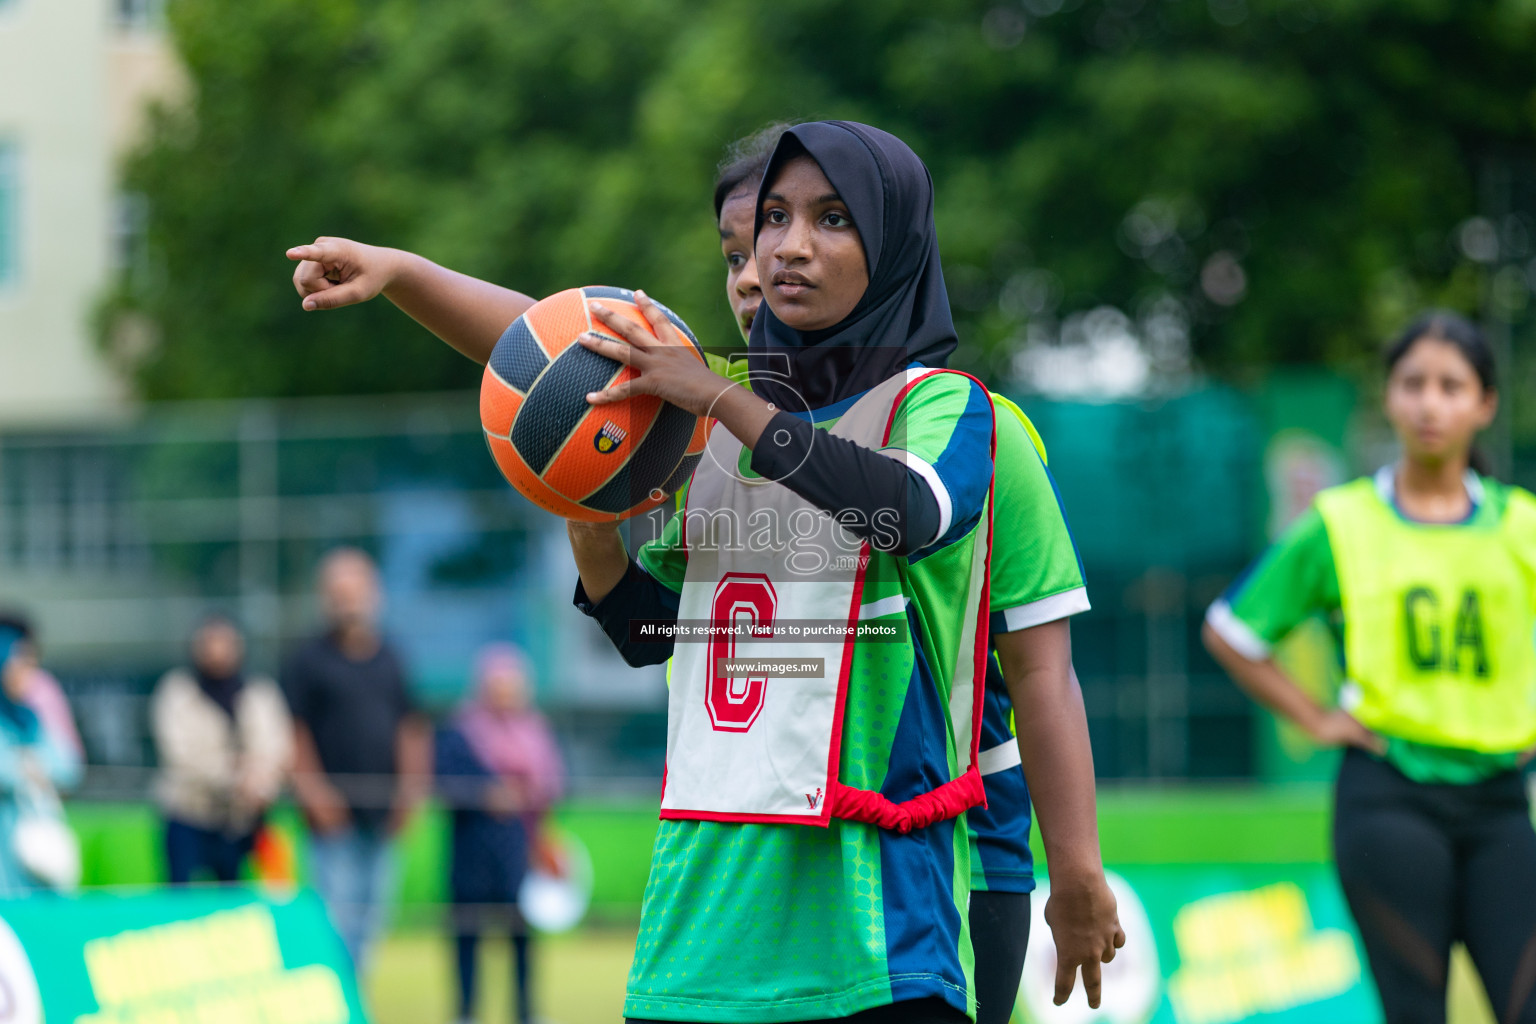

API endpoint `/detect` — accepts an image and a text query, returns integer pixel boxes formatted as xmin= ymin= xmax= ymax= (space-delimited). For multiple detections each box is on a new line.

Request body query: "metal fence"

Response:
xmin=0 ymin=392 xmax=665 ymax=795
xmin=0 ymin=384 xmax=1459 ymax=791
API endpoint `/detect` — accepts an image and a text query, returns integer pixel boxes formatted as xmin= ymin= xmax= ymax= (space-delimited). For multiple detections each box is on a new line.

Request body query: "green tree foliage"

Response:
xmin=103 ymin=0 xmax=1536 ymax=398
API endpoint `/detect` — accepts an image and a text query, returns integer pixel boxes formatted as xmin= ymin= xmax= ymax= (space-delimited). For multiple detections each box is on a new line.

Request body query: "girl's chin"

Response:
xmin=769 ymin=307 xmax=840 ymax=332
xmin=1402 ymin=445 xmax=1464 ymax=467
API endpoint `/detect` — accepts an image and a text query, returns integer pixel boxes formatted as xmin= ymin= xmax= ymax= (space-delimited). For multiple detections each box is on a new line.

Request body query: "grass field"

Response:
xmin=368 ymin=927 xmax=638 ymax=1024
xmin=364 ymin=927 xmax=1497 ymax=1024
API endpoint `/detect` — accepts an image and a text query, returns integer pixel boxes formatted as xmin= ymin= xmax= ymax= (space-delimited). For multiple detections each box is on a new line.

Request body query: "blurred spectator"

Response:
xmin=283 ymin=547 xmax=430 ymax=968
xmin=0 ymin=623 xmax=82 ymax=894
xmin=436 ymin=643 xmax=564 ymax=1024
xmin=0 ymin=613 xmax=83 ymax=758
xmin=151 ymin=615 xmax=292 ymax=884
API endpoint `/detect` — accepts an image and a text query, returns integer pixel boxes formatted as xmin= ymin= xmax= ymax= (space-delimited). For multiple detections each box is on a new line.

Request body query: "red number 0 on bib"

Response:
xmin=706 ymin=573 xmax=776 ymax=732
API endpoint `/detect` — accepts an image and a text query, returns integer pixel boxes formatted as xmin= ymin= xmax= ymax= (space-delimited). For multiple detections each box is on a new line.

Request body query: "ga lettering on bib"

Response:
xmin=1316 ymin=478 xmax=1536 ymax=752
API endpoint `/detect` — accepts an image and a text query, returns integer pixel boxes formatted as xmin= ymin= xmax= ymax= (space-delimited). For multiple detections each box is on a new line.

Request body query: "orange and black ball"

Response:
xmin=480 ymin=286 xmax=711 ymax=521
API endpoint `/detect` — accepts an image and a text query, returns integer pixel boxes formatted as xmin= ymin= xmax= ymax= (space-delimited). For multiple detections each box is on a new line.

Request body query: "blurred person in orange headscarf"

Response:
xmin=151 ymin=614 xmax=292 ymax=884
xmin=435 ymin=642 xmax=564 ymax=1024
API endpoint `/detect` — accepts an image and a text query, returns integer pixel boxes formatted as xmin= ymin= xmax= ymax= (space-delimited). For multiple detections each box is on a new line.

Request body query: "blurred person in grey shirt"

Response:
xmin=283 ymin=548 xmax=430 ymax=968
xmin=152 ymin=614 xmax=291 ymax=884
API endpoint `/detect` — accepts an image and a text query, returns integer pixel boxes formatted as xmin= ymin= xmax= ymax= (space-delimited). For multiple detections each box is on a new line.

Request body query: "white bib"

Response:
xmin=660 ymin=369 xmax=992 ymax=828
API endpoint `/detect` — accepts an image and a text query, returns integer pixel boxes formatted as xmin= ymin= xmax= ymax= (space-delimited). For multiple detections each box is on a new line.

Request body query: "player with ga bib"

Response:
xmin=1203 ymin=312 xmax=1536 ymax=1024
xmin=568 ymin=122 xmax=997 ymax=1023
xmin=711 ymin=128 xmax=1121 ymax=1023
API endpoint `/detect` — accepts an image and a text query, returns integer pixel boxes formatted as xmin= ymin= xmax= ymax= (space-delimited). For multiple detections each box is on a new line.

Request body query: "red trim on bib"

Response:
xmin=657 ymin=542 xmax=870 ymax=829
xmin=820 ymin=541 xmax=869 ymax=822
xmin=880 ymin=368 xmax=996 ymax=783
xmin=972 ymin=415 xmax=997 ymax=783
xmin=660 ymin=807 xmax=830 ymax=826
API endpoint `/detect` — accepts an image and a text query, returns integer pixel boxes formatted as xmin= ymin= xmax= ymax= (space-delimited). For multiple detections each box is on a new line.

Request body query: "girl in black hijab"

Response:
xmin=747 ymin=121 xmax=959 ymax=410
xmin=574 ymin=120 xmax=987 ymax=570
xmin=571 ymin=123 xmax=996 ymax=1024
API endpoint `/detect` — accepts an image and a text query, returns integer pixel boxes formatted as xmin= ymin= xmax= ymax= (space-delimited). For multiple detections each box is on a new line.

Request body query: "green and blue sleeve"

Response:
xmin=987 ymin=401 xmax=1089 ymax=631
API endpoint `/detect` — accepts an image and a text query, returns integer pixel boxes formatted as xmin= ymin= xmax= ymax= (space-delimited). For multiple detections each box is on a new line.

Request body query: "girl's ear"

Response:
xmin=1477 ymin=387 xmax=1499 ymax=430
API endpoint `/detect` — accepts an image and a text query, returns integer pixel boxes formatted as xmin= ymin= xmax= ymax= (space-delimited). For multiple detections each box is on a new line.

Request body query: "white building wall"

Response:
xmin=0 ymin=0 xmax=181 ymax=425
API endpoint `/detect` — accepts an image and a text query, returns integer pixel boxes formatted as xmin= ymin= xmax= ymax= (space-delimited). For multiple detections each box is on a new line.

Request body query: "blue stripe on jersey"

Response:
xmin=968 ymin=656 xmax=1035 ymax=893
xmin=780 ymin=389 xmax=867 ymax=424
xmin=781 ymin=364 xmax=929 ymax=424
xmin=930 ymin=380 xmax=994 ymax=545
xmin=911 ymin=380 xmax=994 ymax=563
xmin=1220 ymin=546 xmax=1271 ymax=604
xmin=878 ymin=606 xmax=969 ymax=1016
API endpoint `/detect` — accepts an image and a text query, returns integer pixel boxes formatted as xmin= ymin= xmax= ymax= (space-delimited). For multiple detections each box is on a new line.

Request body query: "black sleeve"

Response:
xmin=573 ymin=559 xmax=680 ymax=667
xmin=279 ymin=649 xmax=312 ymax=727
xmin=387 ymin=647 xmax=418 ymax=718
xmin=749 ymin=411 xmax=941 ymax=555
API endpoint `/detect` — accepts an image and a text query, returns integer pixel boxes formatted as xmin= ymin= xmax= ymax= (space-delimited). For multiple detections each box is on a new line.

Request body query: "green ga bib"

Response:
xmin=1315 ymin=476 xmax=1536 ymax=752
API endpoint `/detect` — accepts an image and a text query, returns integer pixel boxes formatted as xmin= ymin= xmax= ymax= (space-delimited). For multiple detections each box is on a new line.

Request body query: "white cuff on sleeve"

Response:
xmin=883 ymin=447 xmax=951 ymax=546
xmin=1204 ymin=599 xmax=1272 ymax=660
xmin=998 ymin=587 xmax=1092 ymax=632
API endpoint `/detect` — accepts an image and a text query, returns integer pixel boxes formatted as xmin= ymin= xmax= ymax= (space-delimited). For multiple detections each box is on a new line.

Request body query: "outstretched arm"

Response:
xmin=286 ymin=237 xmax=537 ymax=364
xmin=996 ymin=619 xmax=1124 ymax=1009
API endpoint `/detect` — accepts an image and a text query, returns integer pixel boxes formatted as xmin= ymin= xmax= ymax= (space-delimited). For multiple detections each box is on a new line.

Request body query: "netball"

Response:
xmin=480 ymin=286 xmax=711 ymax=521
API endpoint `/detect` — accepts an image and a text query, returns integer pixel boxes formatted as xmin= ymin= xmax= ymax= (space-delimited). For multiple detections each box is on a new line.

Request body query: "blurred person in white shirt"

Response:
xmin=152 ymin=614 xmax=292 ymax=883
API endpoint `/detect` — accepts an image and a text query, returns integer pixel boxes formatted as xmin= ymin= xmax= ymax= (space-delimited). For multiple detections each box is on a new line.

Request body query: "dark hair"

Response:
xmin=193 ymin=611 xmax=242 ymax=635
xmin=0 ymin=612 xmax=34 ymax=642
xmin=1385 ymin=309 xmax=1496 ymax=391
xmin=1385 ymin=309 xmax=1498 ymax=474
xmin=712 ymin=122 xmax=793 ymax=219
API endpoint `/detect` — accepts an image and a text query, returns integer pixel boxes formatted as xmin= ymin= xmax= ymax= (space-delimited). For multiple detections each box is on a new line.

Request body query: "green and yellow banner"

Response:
xmin=0 ymin=887 xmax=365 ymax=1024
xmin=1019 ymin=865 xmax=1377 ymax=1024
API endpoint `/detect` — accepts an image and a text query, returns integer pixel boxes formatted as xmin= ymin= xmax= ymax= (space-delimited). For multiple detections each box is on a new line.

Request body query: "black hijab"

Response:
xmin=747 ymin=121 xmax=958 ymax=411
xmin=196 ymin=665 xmax=243 ymax=719
xmin=192 ymin=616 xmax=245 ymax=718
